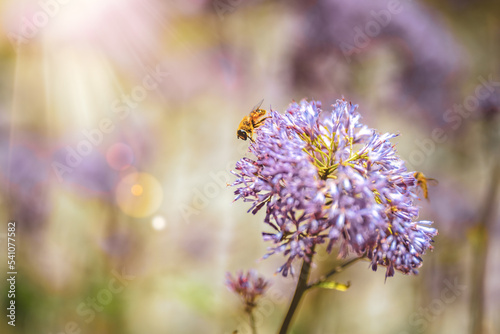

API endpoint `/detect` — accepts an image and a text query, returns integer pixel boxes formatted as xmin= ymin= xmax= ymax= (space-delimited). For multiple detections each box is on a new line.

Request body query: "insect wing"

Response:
xmin=250 ymin=99 xmax=264 ymax=112
xmin=426 ymin=178 xmax=439 ymax=186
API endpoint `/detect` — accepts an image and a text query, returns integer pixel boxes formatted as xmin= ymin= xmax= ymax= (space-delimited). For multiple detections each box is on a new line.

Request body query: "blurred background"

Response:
xmin=0 ymin=0 xmax=499 ymax=333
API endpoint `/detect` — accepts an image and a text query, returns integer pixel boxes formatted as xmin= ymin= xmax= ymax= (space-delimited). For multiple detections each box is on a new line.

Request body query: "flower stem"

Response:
xmin=248 ymin=310 xmax=257 ymax=334
xmin=279 ymin=249 xmax=315 ymax=334
xmin=307 ymin=255 xmax=366 ymax=290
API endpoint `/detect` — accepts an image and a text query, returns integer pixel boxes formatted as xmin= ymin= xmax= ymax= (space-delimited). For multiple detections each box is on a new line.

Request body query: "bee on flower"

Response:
xmin=230 ymin=98 xmax=438 ymax=279
xmin=236 ymin=99 xmax=269 ymax=142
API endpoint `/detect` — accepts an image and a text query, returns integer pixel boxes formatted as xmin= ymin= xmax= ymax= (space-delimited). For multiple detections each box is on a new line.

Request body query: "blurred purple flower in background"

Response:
xmin=231 ymin=99 xmax=438 ymax=278
xmin=292 ymin=0 xmax=463 ymax=124
xmin=0 ymin=134 xmax=51 ymax=232
xmin=52 ymin=148 xmax=119 ymax=198
xmin=225 ymin=270 xmax=270 ymax=313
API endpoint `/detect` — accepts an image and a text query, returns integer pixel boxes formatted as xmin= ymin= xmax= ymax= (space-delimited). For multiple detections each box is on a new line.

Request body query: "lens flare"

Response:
xmin=131 ymin=184 xmax=143 ymax=196
xmin=151 ymin=215 xmax=167 ymax=230
xmin=115 ymin=172 xmax=163 ymax=218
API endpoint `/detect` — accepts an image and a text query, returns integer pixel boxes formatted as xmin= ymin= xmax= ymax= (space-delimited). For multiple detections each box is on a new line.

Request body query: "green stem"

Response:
xmin=307 ymin=255 xmax=366 ymax=290
xmin=279 ymin=247 xmax=315 ymax=334
xmin=248 ymin=310 xmax=257 ymax=334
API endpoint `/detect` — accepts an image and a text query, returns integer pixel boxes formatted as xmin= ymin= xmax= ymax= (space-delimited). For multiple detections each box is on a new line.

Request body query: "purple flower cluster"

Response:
xmin=231 ymin=99 xmax=438 ymax=278
xmin=225 ymin=270 xmax=270 ymax=312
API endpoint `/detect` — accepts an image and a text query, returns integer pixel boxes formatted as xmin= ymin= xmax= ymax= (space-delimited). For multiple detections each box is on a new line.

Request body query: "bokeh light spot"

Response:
xmin=106 ymin=143 xmax=134 ymax=171
xmin=151 ymin=215 xmax=167 ymax=230
xmin=131 ymin=184 xmax=143 ymax=196
xmin=115 ymin=172 xmax=163 ymax=218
